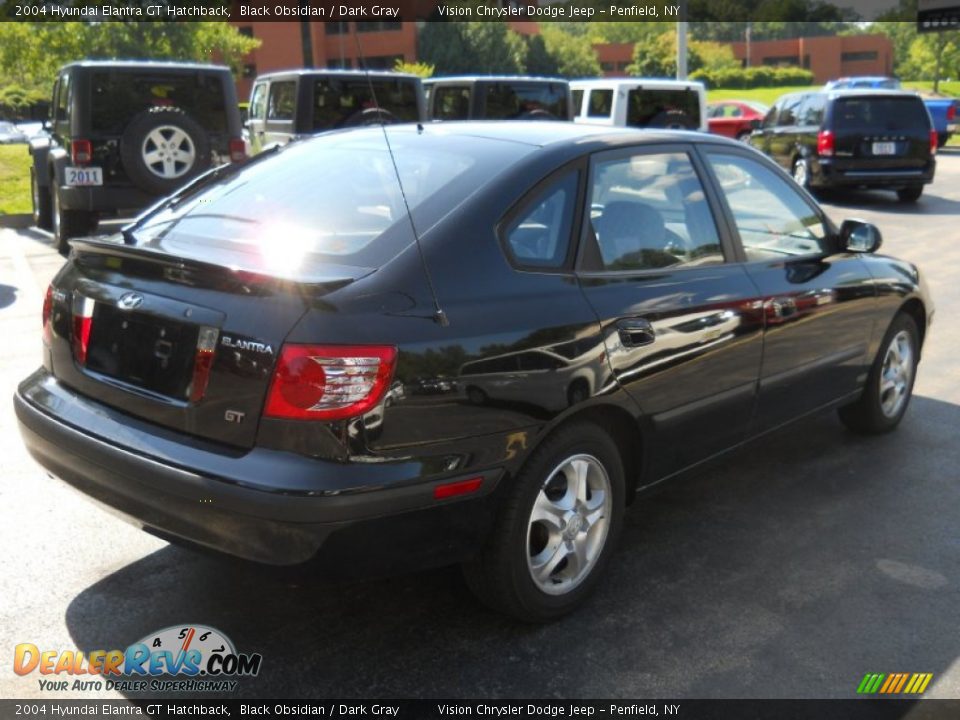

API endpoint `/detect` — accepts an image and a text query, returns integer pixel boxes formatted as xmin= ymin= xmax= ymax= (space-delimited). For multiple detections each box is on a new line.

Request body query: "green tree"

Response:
xmin=539 ymin=26 xmax=601 ymax=78
xmin=418 ymin=23 xmax=527 ymax=75
xmin=902 ymin=32 xmax=960 ymax=91
xmin=394 ymin=59 xmax=435 ymax=78
xmin=627 ymin=31 xmax=739 ymax=77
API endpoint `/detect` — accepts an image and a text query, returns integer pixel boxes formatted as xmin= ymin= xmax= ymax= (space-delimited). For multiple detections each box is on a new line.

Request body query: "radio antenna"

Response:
xmin=352 ymin=29 xmax=449 ymax=328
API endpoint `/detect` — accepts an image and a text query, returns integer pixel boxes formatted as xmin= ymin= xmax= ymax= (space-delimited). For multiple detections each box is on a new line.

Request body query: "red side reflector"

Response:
xmin=433 ymin=477 xmax=483 ymax=501
xmin=228 ymin=137 xmax=246 ymax=163
xmin=70 ymin=139 xmax=92 ymax=166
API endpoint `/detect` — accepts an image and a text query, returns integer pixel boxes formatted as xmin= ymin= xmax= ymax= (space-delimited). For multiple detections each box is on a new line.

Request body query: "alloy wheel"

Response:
xmin=526 ymin=453 xmax=612 ymax=596
xmin=141 ymin=125 xmax=196 ymax=180
xmin=879 ymin=330 xmax=914 ymax=418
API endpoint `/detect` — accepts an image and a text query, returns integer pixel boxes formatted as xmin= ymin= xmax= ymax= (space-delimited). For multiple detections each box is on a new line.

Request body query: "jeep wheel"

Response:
xmin=31 ymin=168 xmax=52 ymax=230
xmin=647 ymin=109 xmax=697 ymax=130
xmin=120 ymin=109 xmax=210 ymax=195
xmin=51 ymin=185 xmax=97 ymax=255
xmin=340 ymin=107 xmax=399 ymax=128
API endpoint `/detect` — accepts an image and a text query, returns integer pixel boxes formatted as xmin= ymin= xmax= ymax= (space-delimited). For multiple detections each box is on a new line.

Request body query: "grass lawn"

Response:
xmin=706 ymin=86 xmax=813 ymax=107
xmin=0 ymin=144 xmax=32 ymax=216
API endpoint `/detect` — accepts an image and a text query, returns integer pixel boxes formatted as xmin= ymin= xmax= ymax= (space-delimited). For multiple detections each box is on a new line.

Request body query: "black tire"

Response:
xmin=51 ymin=183 xmax=97 ymax=255
xmin=517 ymin=109 xmax=558 ymax=121
xmin=792 ymin=157 xmax=810 ymax=190
xmin=31 ymin=167 xmax=52 ymax=230
xmin=120 ymin=108 xmax=211 ymax=195
xmin=462 ymin=421 xmax=625 ymax=622
xmin=647 ymin=109 xmax=697 ymax=130
xmin=466 ymin=386 xmax=487 ymax=406
xmin=897 ymin=185 xmax=923 ymax=203
xmin=340 ymin=107 xmax=399 ymax=128
xmin=567 ymin=380 xmax=589 ymax=407
xmin=838 ymin=312 xmax=919 ymax=434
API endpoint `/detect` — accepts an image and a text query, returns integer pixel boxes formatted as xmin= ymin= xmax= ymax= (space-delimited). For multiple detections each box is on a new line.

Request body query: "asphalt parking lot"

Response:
xmin=2 ymin=153 xmax=960 ymax=701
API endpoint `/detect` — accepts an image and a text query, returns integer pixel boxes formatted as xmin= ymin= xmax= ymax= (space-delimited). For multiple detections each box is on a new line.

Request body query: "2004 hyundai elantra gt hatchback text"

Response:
xmin=15 ymin=122 xmax=932 ymax=621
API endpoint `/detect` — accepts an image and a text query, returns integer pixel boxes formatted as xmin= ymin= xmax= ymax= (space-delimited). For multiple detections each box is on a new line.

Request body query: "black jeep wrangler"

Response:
xmin=30 ymin=61 xmax=245 ymax=251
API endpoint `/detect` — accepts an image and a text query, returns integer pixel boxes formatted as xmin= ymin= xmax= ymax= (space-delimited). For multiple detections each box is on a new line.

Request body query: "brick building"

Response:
xmin=729 ymin=34 xmax=894 ymax=83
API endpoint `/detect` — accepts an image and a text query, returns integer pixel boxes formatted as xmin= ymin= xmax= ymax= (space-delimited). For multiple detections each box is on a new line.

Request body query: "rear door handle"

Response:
xmin=616 ymin=318 xmax=656 ymax=348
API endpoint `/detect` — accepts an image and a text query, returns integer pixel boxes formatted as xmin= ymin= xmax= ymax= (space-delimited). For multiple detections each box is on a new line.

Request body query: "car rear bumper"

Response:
xmin=15 ymin=370 xmax=502 ymax=573
xmin=57 ymin=183 xmax=158 ymax=214
xmin=814 ymin=159 xmax=935 ymax=188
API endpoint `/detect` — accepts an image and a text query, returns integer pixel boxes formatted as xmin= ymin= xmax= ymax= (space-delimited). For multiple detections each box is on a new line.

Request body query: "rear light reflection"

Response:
xmin=42 ymin=285 xmax=53 ymax=345
xmin=930 ymin=129 xmax=939 ymax=156
xmin=264 ymin=344 xmax=397 ymax=421
xmin=72 ymin=294 xmax=95 ymax=365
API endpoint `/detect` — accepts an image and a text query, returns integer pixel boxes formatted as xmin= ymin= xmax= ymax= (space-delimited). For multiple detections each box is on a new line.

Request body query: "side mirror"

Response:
xmin=750 ymin=118 xmax=761 ymax=130
xmin=840 ymin=219 xmax=882 ymax=253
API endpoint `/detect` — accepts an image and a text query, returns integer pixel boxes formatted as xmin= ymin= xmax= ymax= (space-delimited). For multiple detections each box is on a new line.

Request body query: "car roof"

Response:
xmin=256 ymin=68 xmax=420 ymax=81
xmin=423 ymin=75 xmax=567 ymax=84
xmin=386 ymin=120 xmax=737 ymax=148
xmin=824 ymin=89 xmax=922 ymax=99
xmin=570 ymin=78 xmax=704 ymax=89
xmin=61 ymin=60 xmax=230 ymax=73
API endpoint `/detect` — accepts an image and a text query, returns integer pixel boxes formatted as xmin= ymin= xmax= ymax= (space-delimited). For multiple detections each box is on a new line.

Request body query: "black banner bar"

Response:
xmin=3 ymin=700 xmax=960 ymax=720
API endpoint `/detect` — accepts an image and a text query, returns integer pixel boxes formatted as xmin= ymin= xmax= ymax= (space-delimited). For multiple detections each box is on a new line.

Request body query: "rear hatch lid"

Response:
xmin=830 ymin=94 xmax=931 ymax=169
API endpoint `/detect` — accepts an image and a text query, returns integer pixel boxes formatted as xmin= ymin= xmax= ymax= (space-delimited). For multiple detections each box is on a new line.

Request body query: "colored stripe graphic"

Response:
xmin=857 ymin=672 xmax=933 ymax=694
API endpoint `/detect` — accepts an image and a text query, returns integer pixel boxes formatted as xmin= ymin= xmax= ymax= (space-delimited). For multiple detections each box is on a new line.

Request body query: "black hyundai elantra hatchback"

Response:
xmin=16 ymin=122 xmax=931 ymax=621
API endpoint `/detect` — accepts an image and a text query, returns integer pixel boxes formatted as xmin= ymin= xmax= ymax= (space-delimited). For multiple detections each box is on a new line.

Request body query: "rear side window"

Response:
xmin=267 ymin=81 xmax=296 ymax=121
xmin=797 ymin=94 xmax=826 ymax=126
xmin=250 ymin=83 xmax=267 ymax=121
xmin=572 ymin=89 xmax=583 ymax=115
xmin=55 ymin=74 xmax=70 ymax=122
xmin=627 ymin=88 xmax=701 ymax=129
xmin=776 ymin=95 xmax=802 ymax=126
xmin=832 ymin=97 xmax=930 ymax=132
xmin=588 ymin=90 xmax=613 ymax=118
xmin=503 ymin=171 xmax=579 ymax=269
xmin=90 ymin=72 xmax=227 ymax=133
xmin=312 ymin=78 xmax=419 ymax=129
xmin=585 ymin=152 xmax=723 ymax=272
xmin=432 ymin=86 xmax=470 ymax=120
xmin=483 ymin=83 xmax=568 ymax=120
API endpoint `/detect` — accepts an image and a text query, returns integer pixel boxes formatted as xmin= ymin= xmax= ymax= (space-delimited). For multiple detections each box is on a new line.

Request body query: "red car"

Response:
xmin=707 ymin=100 xmax=769 ymax=141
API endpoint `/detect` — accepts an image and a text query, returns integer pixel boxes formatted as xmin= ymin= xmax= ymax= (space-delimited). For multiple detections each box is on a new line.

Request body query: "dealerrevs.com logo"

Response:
xmin=14 ymin=625 xmax=262 ymax=693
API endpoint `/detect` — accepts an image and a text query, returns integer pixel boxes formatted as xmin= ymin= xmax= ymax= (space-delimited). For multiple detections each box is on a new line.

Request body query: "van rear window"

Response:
xmin=483 ymin=83 xmax=568 ymax=120
xmin=832 ymin=97 xmax=930 ymax=132
xmin=313 ymin=78 xmax=420 ymax=129
xmin=627 ymin=88 xmax=701 ymax=129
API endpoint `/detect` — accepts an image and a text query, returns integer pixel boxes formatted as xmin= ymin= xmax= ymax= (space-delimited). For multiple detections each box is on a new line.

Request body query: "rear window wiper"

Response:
xmin=121 ymin=144 xmax=283 ymax=245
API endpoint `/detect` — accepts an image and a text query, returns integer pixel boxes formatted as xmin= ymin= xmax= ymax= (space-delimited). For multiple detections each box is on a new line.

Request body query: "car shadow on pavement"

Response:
xmin=64 ymin=395 xmax=960 ymax=700
xmin=821 ymin=188 xmax=960 ymax=216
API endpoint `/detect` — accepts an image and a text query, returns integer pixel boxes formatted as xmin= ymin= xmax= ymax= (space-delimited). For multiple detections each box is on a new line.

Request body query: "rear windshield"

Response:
xmin=313 ymin=77 xmax=420 ymax=129
xmin=627 ymin=88 xmax=701 ymax=129
xmin=832 ymin=97 xmax=930 ymax=132
xmin=90 ymin=71 xmax=228 ymax=134
xmin=129 ymin=128 xmax=533 ymax=278
xmin=483 ymin=83 xmax=569 ymax=120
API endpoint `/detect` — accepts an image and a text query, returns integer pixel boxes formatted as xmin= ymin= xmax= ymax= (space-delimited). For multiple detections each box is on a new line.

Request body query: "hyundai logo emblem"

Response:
xmin=117 ymin=292 xmax=143 ymax=311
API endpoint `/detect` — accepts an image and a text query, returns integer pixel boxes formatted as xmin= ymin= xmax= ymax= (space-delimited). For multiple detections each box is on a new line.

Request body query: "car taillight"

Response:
xmin=817 ymin=130 xmax=834 ymax=157
xmin=228 ymin=137 xmax=246 ymax=163
xmin=948 ymin=104 xmax=957 ymax=122
xmin=930 ymin=128 xmax=939 ymax=156
xmin=264 ymin=344 xmax=397 ymax=421
xmin=70 ymin=139 xmax=92 ymax=166
xmin=71 ymin=294 xmax=95 ymax=365
xmin=42 ymin=285 xmax=53 ymax=345
xmin=189 ymin=326 xmax=220 ymax=403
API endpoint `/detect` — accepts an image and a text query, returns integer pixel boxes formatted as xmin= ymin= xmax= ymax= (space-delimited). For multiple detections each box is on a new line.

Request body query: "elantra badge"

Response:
xmin=221 ymin=335 xmax=274 ymax=355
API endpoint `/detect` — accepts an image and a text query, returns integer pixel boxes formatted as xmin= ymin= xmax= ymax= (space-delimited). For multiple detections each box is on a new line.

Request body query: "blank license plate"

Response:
xmin=65 ymin=167 xmax=103 ymax=186
xmin=872 ymin=142 xmax=896 ymax=156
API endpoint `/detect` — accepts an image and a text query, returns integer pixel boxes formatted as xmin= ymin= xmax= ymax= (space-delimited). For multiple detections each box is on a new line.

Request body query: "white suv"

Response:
xmin=570 ymin=78 xmax=707 ymax=132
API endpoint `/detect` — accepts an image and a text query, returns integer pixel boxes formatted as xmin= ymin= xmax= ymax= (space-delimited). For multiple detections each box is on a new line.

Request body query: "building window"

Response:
xmin=600 ymin=61 xmax=614 ymax=71
xmin=243 ymin=63 xmax=257 ymax=78
xmin=762 ymin=55 xmax=801 ymax=66
xmin=327 ymin=58 xmax=353 ymax=69
xmin=361 ymin=54 xmax=403 ymax=70
xmin=617 ymin=61 xmax=630 ymax=71
xmin=356 ymin=21 xmax=402 ymax=32
xmin=238 ymin=26 xmax=253 ymax=38
xmin=842 ymin=51 xmax=879 ymax=62
xmin=326 ymin=21 xmax=349 ymax=35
